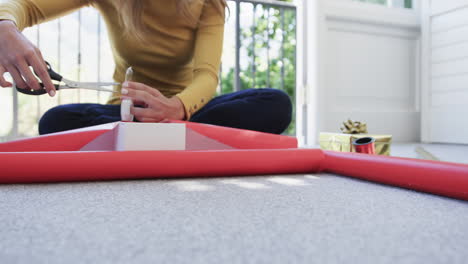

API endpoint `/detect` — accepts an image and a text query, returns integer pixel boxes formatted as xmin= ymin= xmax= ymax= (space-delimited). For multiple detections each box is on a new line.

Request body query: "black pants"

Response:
xmin=39 ymin=88 xmax=292 ymax=135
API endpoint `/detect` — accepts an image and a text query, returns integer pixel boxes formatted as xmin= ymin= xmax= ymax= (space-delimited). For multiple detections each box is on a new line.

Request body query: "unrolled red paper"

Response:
xmin=0 ymin=121 xmax=467 ymax=201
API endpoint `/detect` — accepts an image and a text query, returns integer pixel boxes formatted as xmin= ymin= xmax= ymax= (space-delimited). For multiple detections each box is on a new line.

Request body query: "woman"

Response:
xmin=0 ymin=0 xmax=292 ymax=135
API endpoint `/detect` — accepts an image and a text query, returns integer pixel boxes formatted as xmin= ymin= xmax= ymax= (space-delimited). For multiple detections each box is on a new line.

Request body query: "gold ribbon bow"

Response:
xmin=340 ymin=119 xmax=368 ymax=134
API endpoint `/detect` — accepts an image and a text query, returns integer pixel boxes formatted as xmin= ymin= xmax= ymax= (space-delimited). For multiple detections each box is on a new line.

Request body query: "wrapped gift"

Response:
xmin=319 ymin=120 xmax=392 ymax=155
xmin=318 ymin=133 xmax=353 ymax=152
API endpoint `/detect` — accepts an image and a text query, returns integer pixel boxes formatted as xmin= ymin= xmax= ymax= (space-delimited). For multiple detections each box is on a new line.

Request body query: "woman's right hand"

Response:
xmin=0 ymin=20 xmax=56 ymax=96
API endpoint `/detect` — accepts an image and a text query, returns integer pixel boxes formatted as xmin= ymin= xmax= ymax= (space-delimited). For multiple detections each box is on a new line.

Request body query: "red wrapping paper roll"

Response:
xmin=0 ymin=149 xmax=325 ymax=184
xmin=0 ymin=148 xmax=468 ymax=200
xmin=323 ymin=151 xmax=468 ymax=200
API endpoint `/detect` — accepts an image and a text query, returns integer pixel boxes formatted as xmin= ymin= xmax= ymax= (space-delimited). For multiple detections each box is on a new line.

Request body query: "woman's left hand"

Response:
xmin=121 ymin=81 xmax=186 ymax=122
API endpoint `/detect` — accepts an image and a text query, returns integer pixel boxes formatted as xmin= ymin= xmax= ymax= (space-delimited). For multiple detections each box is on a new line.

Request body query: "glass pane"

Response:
xmin=219 ymin=1 xmax=237 ymax=95
xmin=405 ymin=0 xmax=413 ymax=8
xmin=222 ymin=1 xmax=297 ymax=135
xmin=392 ymin=0 xmax=412 ymax=8
xmin=355 ymin=0 xmax=387 ymax=5
xmin=353 ymin=0 xmax=413 ymax=8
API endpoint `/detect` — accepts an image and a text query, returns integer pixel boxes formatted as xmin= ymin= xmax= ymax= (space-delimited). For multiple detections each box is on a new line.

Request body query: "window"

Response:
xmin=354 ymin=0 xmax=413 ymax=9
xmin=0 ymin=0 xmax=298 ymax=140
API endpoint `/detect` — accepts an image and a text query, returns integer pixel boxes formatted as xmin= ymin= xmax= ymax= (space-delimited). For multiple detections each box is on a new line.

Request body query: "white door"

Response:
xmin=421 ymin=0 xmax=468 ymax=144
xmin=309 ymin=0 xmax=421 ymax=144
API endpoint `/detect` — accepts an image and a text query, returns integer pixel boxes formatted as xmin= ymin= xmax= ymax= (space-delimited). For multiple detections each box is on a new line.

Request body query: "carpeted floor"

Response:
xmin=0 ymin=144 xmax=467 ymax=264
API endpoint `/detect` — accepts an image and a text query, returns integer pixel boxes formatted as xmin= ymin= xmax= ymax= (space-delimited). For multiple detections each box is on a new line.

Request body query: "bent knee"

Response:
xmin=270 ymin=89 xmax=292 ymax=111
xmin=267 ymin=89 xmax=292 ymax=123
xmin=259 ymin=88 xmax=293 ymax=134
xmin=39 ymin=105 xmax=78 ymax=135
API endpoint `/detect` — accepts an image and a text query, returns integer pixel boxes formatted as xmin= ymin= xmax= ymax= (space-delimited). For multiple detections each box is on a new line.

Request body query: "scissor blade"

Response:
xmin=79 ymin=87 xmax=119 ymax=93
xmin=78 ymin=82 xmax=121 ymax=87
xmin=61 ymin=78 xmax=120 ymax=88
xmin=57 ymin=86 xmax=118 ymax=93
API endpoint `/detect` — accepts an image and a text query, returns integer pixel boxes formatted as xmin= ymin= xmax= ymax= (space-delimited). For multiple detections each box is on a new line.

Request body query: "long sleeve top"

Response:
xmin=0 ymin=0 xmax=225 ymax=119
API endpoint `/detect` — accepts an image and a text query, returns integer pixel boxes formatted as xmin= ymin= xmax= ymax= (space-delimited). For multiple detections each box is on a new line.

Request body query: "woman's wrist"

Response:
xmin=170 ymin=96 xmax=186 ymax=120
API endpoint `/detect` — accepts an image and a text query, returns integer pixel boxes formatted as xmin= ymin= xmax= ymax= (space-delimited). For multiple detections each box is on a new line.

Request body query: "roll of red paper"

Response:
xmin=0 ymin=149 xmax=325 ymax=184
xmin=322 ymin=151 xmax=468 ymax=200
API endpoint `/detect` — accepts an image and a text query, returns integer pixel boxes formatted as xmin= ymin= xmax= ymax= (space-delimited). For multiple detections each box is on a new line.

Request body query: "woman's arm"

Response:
xmin=0 ymin=0 xmax=89 ymax=31
xmin=175 ymin=0 xmax=225 ymax=120
xmin=0 ymin=0 xmax=89 ymax=94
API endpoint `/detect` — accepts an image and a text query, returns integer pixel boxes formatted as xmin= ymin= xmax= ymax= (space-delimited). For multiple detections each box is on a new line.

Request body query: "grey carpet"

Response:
xmin=1 ymin=172 xmax=467 ymax=264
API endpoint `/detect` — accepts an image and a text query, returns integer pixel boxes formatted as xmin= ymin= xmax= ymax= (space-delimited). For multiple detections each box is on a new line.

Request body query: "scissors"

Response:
xmin=16 ymin=61 xmax=120 ymax=95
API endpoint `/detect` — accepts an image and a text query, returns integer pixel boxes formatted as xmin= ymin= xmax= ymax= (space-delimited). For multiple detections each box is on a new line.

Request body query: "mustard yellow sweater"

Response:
xmin=0 ymin=0 xmax=225 ymax=119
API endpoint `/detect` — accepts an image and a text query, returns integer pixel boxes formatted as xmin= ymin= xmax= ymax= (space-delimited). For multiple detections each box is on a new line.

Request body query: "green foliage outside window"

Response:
xmin=220 ymin=0 xmax=297 ymax=135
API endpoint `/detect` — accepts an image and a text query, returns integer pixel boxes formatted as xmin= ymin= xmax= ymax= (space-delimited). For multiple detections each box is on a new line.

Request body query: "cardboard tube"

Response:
xmin=121 ymin=67 xmax=134 ymax=122
xmin=121 ymin=98 xmax=134 ymax=122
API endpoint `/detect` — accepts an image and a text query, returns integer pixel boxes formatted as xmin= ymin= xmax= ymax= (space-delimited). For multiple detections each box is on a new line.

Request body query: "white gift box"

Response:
xmin=73 ymin=122 xmax=232 ymax=151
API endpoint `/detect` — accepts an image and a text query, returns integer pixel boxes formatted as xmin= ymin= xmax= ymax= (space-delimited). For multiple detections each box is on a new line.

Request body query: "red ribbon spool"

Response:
xmin=353 ymin=137 xmax=376 ymax=154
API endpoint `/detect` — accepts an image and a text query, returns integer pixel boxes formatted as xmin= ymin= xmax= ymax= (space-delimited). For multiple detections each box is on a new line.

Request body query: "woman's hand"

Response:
xmin=0 ymin=20 xmax=56 ymax=96
xmin=121 ymin=81 xmax=186 ymax=122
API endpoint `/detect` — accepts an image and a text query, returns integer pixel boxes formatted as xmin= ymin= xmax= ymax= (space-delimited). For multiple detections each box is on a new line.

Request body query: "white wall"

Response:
xmin=302 ymin=0 xmax=421 ymax=145
xmin=421 ymin=0 xmax=468 ymax=144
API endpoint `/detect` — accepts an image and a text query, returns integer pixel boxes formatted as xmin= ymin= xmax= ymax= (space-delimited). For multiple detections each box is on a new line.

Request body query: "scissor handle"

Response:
xmin=16 ymin=83 xmax=60 ymax=96
xmin=45 ymin=62 xmax=63 ymax=81
xmin=33 ymin=61 xmax=63 ymax=82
